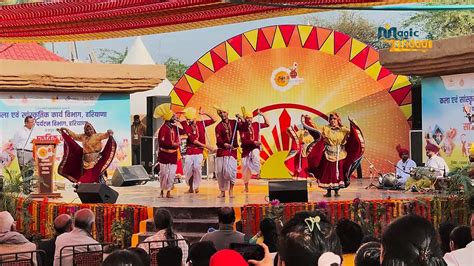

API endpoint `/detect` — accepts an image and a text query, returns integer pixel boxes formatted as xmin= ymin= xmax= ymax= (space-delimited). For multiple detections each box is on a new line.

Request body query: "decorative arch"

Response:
xmin=170 ymin=24 xmax=412 ymax=122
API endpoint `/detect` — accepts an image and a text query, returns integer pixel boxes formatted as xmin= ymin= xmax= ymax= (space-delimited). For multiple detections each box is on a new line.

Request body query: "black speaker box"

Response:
xmin=410 ymin=130 xmax=424 ymax=166
xmin=268 ymin=180 xmax=308 ymax=203
xmin=140 ymin=136 xmax=157 ymax=174
xmin=111 ymin=165 xmax=150 ymax=186
xmin=146 ymin=96 xmax=171 ymax=136
xmin=76 ymin=183 xmax=119 ymax=204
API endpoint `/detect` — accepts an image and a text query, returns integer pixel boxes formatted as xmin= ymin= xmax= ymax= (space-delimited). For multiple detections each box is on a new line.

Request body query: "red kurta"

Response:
xmin=157 ymin=123 xmax=180 ymax=164
xmin=180 ymin=119 xmax=215 ymax=155
xmin=238 ymin=121 xmax=269 ymax=157
xmin=215 ymin=119 xmax=238 ymax=158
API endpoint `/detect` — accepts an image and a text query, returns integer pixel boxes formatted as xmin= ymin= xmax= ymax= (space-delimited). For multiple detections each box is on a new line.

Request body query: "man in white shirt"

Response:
xmin=12 ymin=116 xmax=36 ymax=171
xmin=395 ymin=145 xmax=417 ymax=186
xmin=54 ymin=209 xmax=101 ymax=266
xmin=425 ymin=142 xmax=449 ymax=178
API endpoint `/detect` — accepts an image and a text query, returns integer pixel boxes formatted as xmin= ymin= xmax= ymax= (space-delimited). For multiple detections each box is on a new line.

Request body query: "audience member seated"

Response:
xmin=210 ymin=249 xmax=247 ymax=266
xmin=38 ymin=214 xmax=72 ymax=266
xmin=442 ymin=195 xmax=474 ymax=266
xmin=103 ymin=249 xmax=143 ymax=266
xmin=0 ymin=211 xmax=37 ymax=264
xmin=138 ymin=208 xmax=188 ymax=265
xmin=187 ymin=241 xmax=217 ymax=266
xmin=249 ymin=218 xmax=278 ymax=253
xmin=438 ymin=221 xmax=456 ymax=255
xmin=354 ymin=241 xmax=380 ymax=266
xmin=336 ymin=219 xmax=363 ymax=266
xmin=449 ymin=225 xmax=472 ymax=251
xmin=53 ymin=208 xmax=101 ymax=266
xmin=200 ymin=207 xmax=245 ymax=250
xmin=156 ymin=245 xmax=182 ymax=266
xmin=381 ymin=215 xmax=445 ymax=265
xmin=127 ymin=247 xmax=150 ymax=266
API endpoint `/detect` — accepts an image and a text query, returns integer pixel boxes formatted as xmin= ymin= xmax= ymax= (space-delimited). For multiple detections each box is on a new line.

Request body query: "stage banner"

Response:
xmin=422 ymin=74 xmax=474 ymax=169
xmin=169 ymin=25 xmax=412 ymax=178
xmin=0 ymin=92 xmax=132 ymax=182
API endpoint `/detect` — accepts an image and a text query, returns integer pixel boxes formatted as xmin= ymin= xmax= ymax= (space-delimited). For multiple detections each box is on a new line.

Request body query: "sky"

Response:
xmin=46 ymin=9 xmax=418 ymax=65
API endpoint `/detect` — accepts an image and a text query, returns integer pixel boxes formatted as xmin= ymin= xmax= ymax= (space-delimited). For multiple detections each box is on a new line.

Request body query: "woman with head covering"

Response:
xmin=301 ymin=113 xmax=365 ymax=197
xmin=58 ymin=122 xmax=115 ymax=183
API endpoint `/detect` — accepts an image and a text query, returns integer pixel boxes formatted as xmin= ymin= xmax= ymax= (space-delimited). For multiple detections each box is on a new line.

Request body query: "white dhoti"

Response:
xmin=159 ymin=163 xmax=177 ymax=191
xmin=242 ymin=148 xmax=261 ymax=183
xmin=215 ymin=156 xmax=237 ymax=191
xmin=184 ymin=154 xmax=203 ymax=190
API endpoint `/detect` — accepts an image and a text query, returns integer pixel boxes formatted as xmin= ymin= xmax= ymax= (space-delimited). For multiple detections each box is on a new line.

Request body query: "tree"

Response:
xmin=403 ymin=3 xmax=474 ymax=40
xmin=96 ymin=48 xmax=128 ymax=64
xmin=163 ymin=57 xmax=189 ymax=84
xmin=304 ymin=11 xmax=389 ymax=50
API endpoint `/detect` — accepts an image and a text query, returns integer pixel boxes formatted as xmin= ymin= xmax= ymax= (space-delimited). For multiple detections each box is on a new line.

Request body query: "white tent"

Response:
xmin=124 ymin=37 xmax=173 ymax=115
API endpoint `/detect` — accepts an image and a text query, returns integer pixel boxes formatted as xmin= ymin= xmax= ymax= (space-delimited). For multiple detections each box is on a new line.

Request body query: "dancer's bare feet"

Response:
xmin=217 ymin=192 xmax=225 ymax=198
xmin=243 ymin=183 xmax=249 ymax=193
xmin=166 ymin=191 xmax=173 ymax=198
xmin=185 ymin=189 xmax=193 ymax=194
xmin=160 ymin=190 xmax=164 ymax=198
xmin=229 ymin=190 xmax=235 ymax=198
xmin=194 ymin=189 xmax=199 ymax=194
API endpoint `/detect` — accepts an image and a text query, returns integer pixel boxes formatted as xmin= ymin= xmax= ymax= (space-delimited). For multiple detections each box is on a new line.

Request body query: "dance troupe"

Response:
xmin=55 ymin=103 xmax=449 ymax=198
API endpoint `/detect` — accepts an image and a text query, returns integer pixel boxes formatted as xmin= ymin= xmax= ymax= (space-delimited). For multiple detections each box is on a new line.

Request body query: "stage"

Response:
xmin=53 ymin=178 xmax=433 ymax=207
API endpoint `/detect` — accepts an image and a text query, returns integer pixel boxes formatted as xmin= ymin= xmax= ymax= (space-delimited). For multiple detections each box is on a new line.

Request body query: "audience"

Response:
xmin=187 ymin=241 xmax=217 ymax=266
xmin=53 ymin=208 xmax=101 ymax=266
xmin=438 ymin=221 xmax=456 ymax=255
xmin=449 ymin=225 xmax=472 ymax=251
xmin=127 ymin=247 xmax=150 ymax=266
xmin=0 ymin=211 xmax=37 ymax=264
xmin=103 ymin=249 xmax=143 ymax=266
xmin=381 ymin=215 xmax=445 ymax=265
xmin=336 ymin=219 xmax=363 ymax=266
xmin=249 ymin=218 xmax=278 ymax=253
xmin=200 ymin=207 xmax=245 ymax=250
xmin=38 ymin=214 xmax=72 ymax=266
xmin=138 ymin=208 xmax=188 ymax=265
xmin=354 ymin=241 xmax=380 ymax=266
xmin=156 ymin=245 xmax=183 ymax=266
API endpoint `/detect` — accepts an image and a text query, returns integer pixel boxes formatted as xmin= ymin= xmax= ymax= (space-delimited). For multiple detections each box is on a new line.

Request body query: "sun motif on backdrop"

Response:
xmin=170 ymin=25 xmax=412 ymax=178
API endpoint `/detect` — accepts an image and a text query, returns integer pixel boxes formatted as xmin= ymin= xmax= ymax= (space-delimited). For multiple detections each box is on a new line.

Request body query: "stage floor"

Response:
xmin=51 ymin=178 xmax=432 ymax=207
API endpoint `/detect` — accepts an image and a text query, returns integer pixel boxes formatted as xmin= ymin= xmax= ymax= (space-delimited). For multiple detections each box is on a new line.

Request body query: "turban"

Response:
xmin=183 ymin=107 xmax=197 ymax=120
xmin=396 ymin=144 xmax=409 ymax=158
xmin=0 ymin=211 xmax=14 ymax=233
xmin=425 ymin=141 xmax=440 ymax=153
xmin=153 ymin=103 xmax=174 ymax=121
xmin=213 ymin=105 xmax=229 ymax=114
xmin=210 ymin=249 xmax=247 ymax=266
xmin=241 ymin=106 xmax=253 ymax=119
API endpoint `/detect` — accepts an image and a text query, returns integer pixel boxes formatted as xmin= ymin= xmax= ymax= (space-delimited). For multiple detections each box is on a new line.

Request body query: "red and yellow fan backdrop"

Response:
xmin=170 ymin=25 xmax=412 ymax=178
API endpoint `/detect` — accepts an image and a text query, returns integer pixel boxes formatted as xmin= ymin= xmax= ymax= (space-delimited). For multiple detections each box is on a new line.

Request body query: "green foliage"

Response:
xmin=304 ymin=11 xmax=389 ymax=50
xmin=163 ymin=57 xmax=189 ymax=84
xmin=111 ymin=218 xmax=132 ymax=248
xmin=446 ymin=165 xmax=474 ymax=196
xmin=96 ymin=48 xmax=128 ymax=64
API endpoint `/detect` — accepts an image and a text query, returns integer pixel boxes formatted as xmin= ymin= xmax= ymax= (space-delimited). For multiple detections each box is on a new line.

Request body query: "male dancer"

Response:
xmin=214 ymin=106 xmax=239 ymax=198
xmin=154 ymin=103 xmax=180 ymax=198
xmin=237 ymin=107 xmax=269 ymax=192
xmin=180 ymin=107 xmax=215 ymax=193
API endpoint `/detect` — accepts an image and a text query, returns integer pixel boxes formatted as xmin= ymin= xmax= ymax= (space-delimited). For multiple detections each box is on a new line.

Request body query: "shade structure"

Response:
xmin=0 ymin=0 xmax=424 ymax=42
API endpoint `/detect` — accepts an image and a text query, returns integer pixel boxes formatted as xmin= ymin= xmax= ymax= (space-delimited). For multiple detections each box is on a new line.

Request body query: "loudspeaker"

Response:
xmin=140 ymin=136 xmax=157 ymax=174
xmin=268 ymin=180 xmax=308 ymax=203
xmin=76 ymin=184 xmax=118 ymax=204
xmin=111 ymin=165 xmax=150 ymax=186
xmin=410 ymin=130 xmax=424 ymax=166
xmin=146 ymin=96 xmax=171 ymax=136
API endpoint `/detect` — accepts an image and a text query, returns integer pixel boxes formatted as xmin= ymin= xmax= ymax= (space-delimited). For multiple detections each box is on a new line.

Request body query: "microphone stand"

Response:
xmin=364 ymin=156 xmax=382 ymax=189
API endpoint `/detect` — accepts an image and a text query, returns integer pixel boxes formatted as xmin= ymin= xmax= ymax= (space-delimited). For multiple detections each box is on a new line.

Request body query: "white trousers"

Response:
xmin=159 ymin=163 xmax=176 ymax=191
xmin=215 ymin=156 xmax=237 ymax=191
xmin=242 ymin=148 xmax=261 ymax=183
xmin=184 ymin=154 xmax=203 ymax=190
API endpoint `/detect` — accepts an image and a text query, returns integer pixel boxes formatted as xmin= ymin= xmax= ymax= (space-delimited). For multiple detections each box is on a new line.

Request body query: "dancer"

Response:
xmin=302 ymin=113 xmax=365 ymax=197
xmin=179 ymin=107 xmax=216 ymax=193
xmin=214 ymin=105 xmax=239 ymax=198
xmin=154 ymin=103 xmax=180 ymax=198
xmin=58 ymin=123 xmax=116 ymax=183
xmin=285 ymin=127 xmax=313 ymax=179
xmin=236 ymin=107 xmax=269 ymax=192
xmin=395 ymin=144 xmax=416 ymax=187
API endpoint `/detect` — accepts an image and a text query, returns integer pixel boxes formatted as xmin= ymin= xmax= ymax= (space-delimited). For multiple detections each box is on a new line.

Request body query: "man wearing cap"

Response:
xmin=237 ymin=107 xmax=269 ymax=193
xmin=214 ymin=106 xmax=239 ymax=198
xmin=179 ymin=107 xmax=216 ymax=194
xmin=425 ymin=141 xmax=449 ymax=178
xmin=395 ymin=144 xmax=417 ymax=187
xmin=154 ymin=103 xmax=180 ymax=198
xmin=0 ymin=211 xmax=36 ymax=263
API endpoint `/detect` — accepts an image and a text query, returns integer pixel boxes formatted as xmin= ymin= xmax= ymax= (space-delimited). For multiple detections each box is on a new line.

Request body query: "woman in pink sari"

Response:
xmin=58 ymin=122 xmax=116 ymax=183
